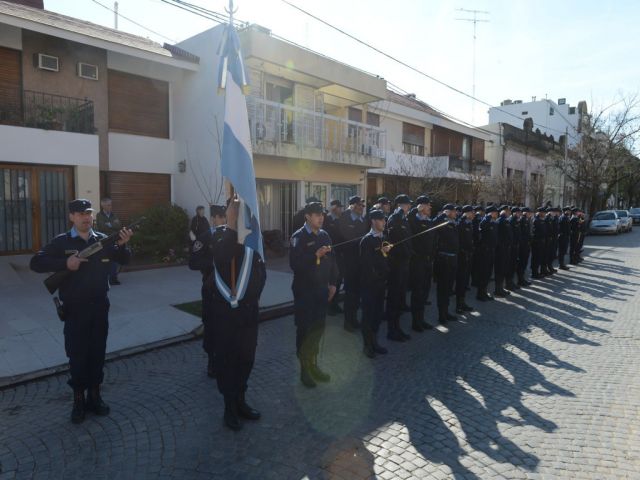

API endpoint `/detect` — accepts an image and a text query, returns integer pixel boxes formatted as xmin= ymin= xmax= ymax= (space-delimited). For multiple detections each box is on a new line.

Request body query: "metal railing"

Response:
xmin=0 ymin=90 xmax=95 ymax=134
xmin=246 ymin=96 xmax=386 ymax=168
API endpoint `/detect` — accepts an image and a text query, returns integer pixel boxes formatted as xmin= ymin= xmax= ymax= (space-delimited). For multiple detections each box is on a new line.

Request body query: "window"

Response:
xmin=521 ymin=111 xmax=528 ymax=115
xmin=569 ymin=107 xmax=576 ymax=115
xmin=402 ymin=122 xmax=425 ymax=156
xmin=331 ymin=184 xmax=359 ymax=207
xmin=304 ymin=182 xmax=328 ymax=207
xmin=507 ymin=168 xmax=513 ymax=178
xmin=549 ymin=107 xmax=555 ymax=116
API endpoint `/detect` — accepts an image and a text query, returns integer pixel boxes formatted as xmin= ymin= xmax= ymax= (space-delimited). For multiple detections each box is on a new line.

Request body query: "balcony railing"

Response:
xmin=246 ymin=96 xmax=386 ymax=168
xmin=0 ymin=90 xmax=95 ymax=134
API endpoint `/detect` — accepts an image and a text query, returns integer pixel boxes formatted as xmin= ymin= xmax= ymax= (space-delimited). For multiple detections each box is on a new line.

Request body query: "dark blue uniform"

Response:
xmin=558 ymin=213 xmax=570 ymax=268
xmin=494 ymin=213 xmax=513 ymax=294
xmin=455 ymin=216 xmax=474 ymax=309
xmin=433 ymin=214 xmax=459 ymax=321
xmin=30 ymin=228 xmax=131 ymax=390
xmin=359 ymin=230 xmax=390 ymax=353
xmin=191 ymin=227 xmax=266 ymax=402
xmin=471 ymin=212 xmax=483 ymax=286
xmin=506 ymin=215 xmax=521 ymax=288
xmin=569 ymin=215 xmax=580 ymax=264
xmin=386 ymin=208 xmax=412 ymax=339
xmin=543 ymin=214 xmax=554 ymax=274
xmin=517 ymin=215 xmax=532 ymax=284
xmin=290 ymin=225 xmax=338 ymax=369
xmin=547 ymin=214 xmax=559 ymax=271
xmin=408 ymin=209 xmax=436 ymax=330
xmin=323 ymin=212 xmax=345 ymax=313
xmin=531 ymin=215 xmax=547 ymax=277
xmin=338 ymin=210 xmax=368 ymax=330
xmin=476 ymin=214 xmax=497 ymax=299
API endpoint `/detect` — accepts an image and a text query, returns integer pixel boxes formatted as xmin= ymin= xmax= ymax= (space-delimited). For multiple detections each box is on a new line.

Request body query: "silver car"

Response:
xmin=589 ymin=210 xmax=621 ymax=235
xmin=616 ymin=210 xmax=633 ymax=232
xmin=630 ymin=207 xmax=640 ymax=225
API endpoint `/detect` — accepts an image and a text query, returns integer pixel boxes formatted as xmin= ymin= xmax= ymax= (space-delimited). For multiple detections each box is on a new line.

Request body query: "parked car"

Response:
xmin=629 ymin=207 xmax=640 ymax=225
xmin=589 ymin=210 xmax=621 ymax=235
xmin=616 ymin=210 xmax=633 ymax=232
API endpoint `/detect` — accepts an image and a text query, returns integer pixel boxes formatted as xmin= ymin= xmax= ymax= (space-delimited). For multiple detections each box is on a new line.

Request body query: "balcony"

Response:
xmin=0 ymin=90 xmax=95 ymax=134
xmin=246 ymin=96 xmax=386 ymax=169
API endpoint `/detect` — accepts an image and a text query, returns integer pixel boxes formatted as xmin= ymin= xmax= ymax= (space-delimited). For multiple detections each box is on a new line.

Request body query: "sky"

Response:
xmin=45 ymin=0 xmax=640 ymax=127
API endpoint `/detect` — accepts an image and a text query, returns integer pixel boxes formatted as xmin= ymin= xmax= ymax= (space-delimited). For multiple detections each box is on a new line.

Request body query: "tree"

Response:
xmin=555 ymin=93 xmax=640 ymax=215
xmin=387 ymin=152 xmax=456 ymax=201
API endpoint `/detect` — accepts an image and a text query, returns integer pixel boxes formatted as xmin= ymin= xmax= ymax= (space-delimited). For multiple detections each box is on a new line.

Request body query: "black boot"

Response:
xmin=71 ymin=388 xmax=86 ymax=424
xmin=86 ymin=386 xmax=110 ymax=416
xmin=343 ymin=309 xmax=357 ymax=333
xmin=506 ymin=280 xmax=520 ymax=290
xmin=462 ymin=301 xmax=474 ymax=312
xmin=438 ymin=311 xmax=448 ymax=325
xmin=299 ymin=354 xmax=316 ymax=388
xmin=309 ymin=355 xmax=331 ymax=383
xmin=476 ymin=288 xmax=490 ymax=302
xmin=387 ymin=316 xmax=406 ymax=342
xmin=224 ymin=396 xmax=242 ymax=431
xmin=411 ymin=310 xmax=425 ymax=332
xmin=362 ymin=331 xmax=376 ymax=358
xmin=559 ymin=264 xmax=570 ymax=270
xmin=207 ymin=354 xmax=216 ymax=378
xmin=237 ymin=392 xmax=260 ymax=420
xmin=455 ymin=297 xmax=465 ymax=314
xmin=372 ymin=332 xmax=388 ymax=354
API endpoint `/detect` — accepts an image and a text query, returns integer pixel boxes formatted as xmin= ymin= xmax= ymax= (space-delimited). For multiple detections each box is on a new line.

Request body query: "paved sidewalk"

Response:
xmin=0 ymin=256 xmax=293 ymax=385
xmin=0 ymin=232 xmax=639 ymax=479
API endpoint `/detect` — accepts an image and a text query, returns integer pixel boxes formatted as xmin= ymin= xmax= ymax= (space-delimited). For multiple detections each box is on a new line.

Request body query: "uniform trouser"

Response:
xmin=386 ymin=262 xmax=409 ymax=326
xmin=201 ymin=283 xmax=215 ymax=356
xmin=547 ymin=238 xmax=557 ymax=268
xmin=477 ymin=248 xmax=495 ymax=292
xmin=361 ymin=285 xmax=385 ymax=344
xmin=343 ymin=258 xmax=361 ymax=325
xmin=63 ymin=298 xmax=109 ymax=390
xmin=569 ymin=234 xmax=579 ymax=262
xmin=507 ymin=242 xmax=519 ymax=284
xmin=330 ymin=252 xmax=345 ymax=307
xmin=434 ymin=255 xmax=457 ymax=315
xmin=531 ymin=241 xmax=543 ymax=275
xmin=410 ymin=256 xmax=432 ymax=314
xmin=558 ymin=236 xmax=569 ymax=266
xmin=494 ymin=245 xmax=511 ymax=291
xmin=578 ymin=233 xmax=585 ymax=251
xmin=213 ymin=300 xmax=259 ymax=398
xmin=517 ymin=245 xmax=530 ymax=281
xmin=455 ymin=252 xmax=472 ymax=301
xmin=294 ymin=289 xmax=328 ymax=359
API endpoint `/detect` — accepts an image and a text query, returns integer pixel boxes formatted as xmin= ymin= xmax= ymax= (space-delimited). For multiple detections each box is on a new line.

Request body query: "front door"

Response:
xmin=0 ymin=164 xmax=74 ymax=254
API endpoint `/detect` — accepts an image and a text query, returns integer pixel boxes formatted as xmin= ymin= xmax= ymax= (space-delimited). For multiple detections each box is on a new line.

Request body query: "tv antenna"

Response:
xmin=456 ymin=8 xmax=489 ymax=124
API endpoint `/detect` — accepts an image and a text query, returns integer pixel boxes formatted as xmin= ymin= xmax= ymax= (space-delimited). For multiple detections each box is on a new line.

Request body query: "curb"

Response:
xmin=0 ymin=301 xmax=294 ymax=390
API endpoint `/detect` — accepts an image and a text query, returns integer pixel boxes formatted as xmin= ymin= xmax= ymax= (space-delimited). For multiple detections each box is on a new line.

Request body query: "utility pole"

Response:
xmin=561 ymin=126 xmax=568 ymax=206
xmin=114 ymin=1 xmax=118 ymax=30
xmin=456 ymin=8 xmax=489 ymax=125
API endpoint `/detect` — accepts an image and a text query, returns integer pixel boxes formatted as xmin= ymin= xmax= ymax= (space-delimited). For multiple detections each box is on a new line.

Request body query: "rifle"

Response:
xmin=43 ymin=217 xmax=145 ymax=295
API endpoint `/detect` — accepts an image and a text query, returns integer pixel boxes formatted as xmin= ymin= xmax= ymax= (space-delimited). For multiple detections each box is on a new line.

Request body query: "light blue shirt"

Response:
xmin=350 ymin=211 xmax=363 ymax=222
xmin=369 ymin=228 xmax=383 ymax=238
xmin=70 ymin=226 xmax=96 ymax=239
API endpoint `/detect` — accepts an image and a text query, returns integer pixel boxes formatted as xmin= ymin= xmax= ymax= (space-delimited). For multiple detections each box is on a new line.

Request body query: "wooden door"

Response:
xmin=0 ymin=47 xmax=23 ymax=125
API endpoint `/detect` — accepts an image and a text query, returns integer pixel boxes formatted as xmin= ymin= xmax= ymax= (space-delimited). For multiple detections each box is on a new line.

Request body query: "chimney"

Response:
xmin=4 ymin=0 xmax=44 ymax=9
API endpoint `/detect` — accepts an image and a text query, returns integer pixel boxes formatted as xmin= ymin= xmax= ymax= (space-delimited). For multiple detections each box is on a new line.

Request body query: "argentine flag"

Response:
xmin=217 ymin=22 xmax=263 ymax=261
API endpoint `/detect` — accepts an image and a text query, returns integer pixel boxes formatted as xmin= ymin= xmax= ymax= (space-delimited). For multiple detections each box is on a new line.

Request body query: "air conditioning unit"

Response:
xmin=36 ymin=53 xmax=59 ymax=72
xmin=77 ymin=62 xmax=99 ymax=80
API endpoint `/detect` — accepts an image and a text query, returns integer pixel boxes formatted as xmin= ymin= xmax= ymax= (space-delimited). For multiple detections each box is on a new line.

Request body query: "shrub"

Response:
xmin=129 ymin=204 xmax=190 ymax=262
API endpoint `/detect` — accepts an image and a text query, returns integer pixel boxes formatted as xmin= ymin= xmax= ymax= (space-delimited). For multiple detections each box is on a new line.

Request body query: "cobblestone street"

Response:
xmin=1 ymin=231 xmax=639 ymax=480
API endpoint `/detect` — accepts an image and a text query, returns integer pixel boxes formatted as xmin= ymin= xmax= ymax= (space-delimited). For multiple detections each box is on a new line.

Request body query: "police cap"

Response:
xmin=536 ymin=207 xmax=546 ymax=213
xmin=330 ymin=199 xmax=343 ymax=207
xmin=563 ymin=206 xmax=572 ymax=211
xmin=521 ymin=207 xmax=531 ymax=213
xmin=369 ymin=209 xmax=386 ymax=220
xmin=304 ymin=202 xmax=324 ymax=215
xmin=511 ymin=206 xmax=521 ymax=213
xmin=394 ymin=194 xmax=412 ymax=205
xmin=348 ymin=195 xmax=363 ymax=205
xmin=68 ymin=199 xmax=94 ymax=213
xmin=486 ymin=206 xmax=498 ymax=213
xmin=442 ymin=203 xmax=456 ymax=211
xmin=210 ymin=204 xmax=226 ymax=217
xmin=499 ymin=204 xmax=511 ymax=211
xmin=462 ymin=205 xmax=474 ymax=213
xmin=571 ymin=207 xmax=579 ymax=213
xmin=474 ymin=205 xmax=485 ymax=211
xmin=377 ymin=196 xmax=390 ymax=205
xmin=415 ymin=195 xmax=431 ymax=205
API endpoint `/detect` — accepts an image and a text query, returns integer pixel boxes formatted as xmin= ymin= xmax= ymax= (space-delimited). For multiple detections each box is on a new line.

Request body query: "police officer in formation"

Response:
xmin=433 ymin=204 xmax=459 ymax=324
xmin=516 ymin=207 xmax=533 ymax=286
xmin=455 ymin=205 xmax=475 ymax=314
xmin=494 ymin=205 xmax=513 ymax=297
xmin=476 ymin=205 xmax=499 ymax=301
xmin=289 ymin=202 xmax=338 ymax=388
xmin=30 ymin=199 xmax=133 ymax=424
xmin=323 ymin=199 xmax=345 ymax=315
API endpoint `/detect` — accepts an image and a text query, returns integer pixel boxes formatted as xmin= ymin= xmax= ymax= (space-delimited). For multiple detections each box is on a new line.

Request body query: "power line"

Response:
xmin=158 ymin=0 xmax=246 ymax=28
xmin=279 ymin=0 xmax=578 ymax=139
xmin=89 ymin=0 xmax=177 ymax=43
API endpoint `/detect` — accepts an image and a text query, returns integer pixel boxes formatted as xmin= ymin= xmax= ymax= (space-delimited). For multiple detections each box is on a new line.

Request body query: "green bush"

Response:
xmin=129 ymin=204 xmax=190 ymax=262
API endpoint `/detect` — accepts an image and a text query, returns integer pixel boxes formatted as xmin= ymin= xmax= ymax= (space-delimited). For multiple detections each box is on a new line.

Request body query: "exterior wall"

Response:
xmin=108 ymin=132 xmax=175 ymax=174
xmin=20 ymin=30 xmax=109 ymax=170
xmin=254 ymin=154 xmax=363 ymax=186
xmin=0 ymin=24 xmax=21 ymax=50
xmin=75 ymin=165 xmax=100 ymax=208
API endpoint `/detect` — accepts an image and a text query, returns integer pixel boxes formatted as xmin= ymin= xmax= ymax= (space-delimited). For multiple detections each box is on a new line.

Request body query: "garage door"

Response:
xmin=105 ymin=171 xmax=171 ymax=223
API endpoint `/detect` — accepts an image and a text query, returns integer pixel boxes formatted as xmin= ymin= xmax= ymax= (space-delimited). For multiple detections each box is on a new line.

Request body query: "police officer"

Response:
xmin=542 ymin=208 xmax=554 ymax=275
xmin=189 ymin=205 xmax=227 ymax=378
xmin=558 ymin=206 xmax=572 ymax=270
xmin=190 ymin=197 xmax=266 ymax=431
xmin=386 ymin=194 xmax=413 ymax=341
xmin=494 ymin=205 xmax=513 ymax=297
xmin=470 ymin=205 xmax=485 ymax=287
xmin=30 ymin=199 xmax=133 ymax=424
xmin=455 ymin=205 xmax=475 ymax=314
xmin=517 ymin=207 xmax=533 ymax=286
xmin=546 ymin=207 xmax=560 ymax=274
xmin=577 ymin=210 xmax=587 ymax=261
xmin=531 ymin=207 xmax=547 ymax=278
xmin=292 ymin=196 xmax=320 ymax=233
xmin=338 ymin=196 xmax=368 ymax=332
xmin=434 ymin=204 xmax=459 ymax=323
xmin=373 ymin=197 xmax=392 ymax=218
xmin=569 ymin=207 xmax=580 ymax=264
xmin=476 ymin=205 xmax=498 ymax=301
xmin=323 ymin=199 xmax=345 ymax=316
xmin=408 ymin=195 xmax=435 ymax=332
xmin=506 ymin=206 xmax=522 ymax=290
xmin=290 ymin=202 xmax=338 ymax=388
xmin=359 ymin=209 xmax=392 ymax=358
